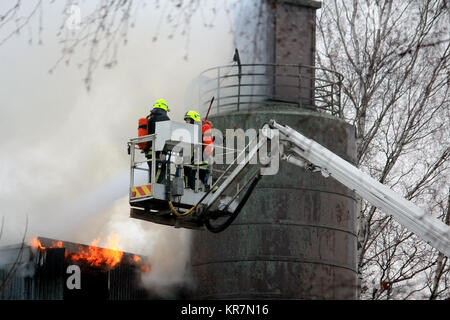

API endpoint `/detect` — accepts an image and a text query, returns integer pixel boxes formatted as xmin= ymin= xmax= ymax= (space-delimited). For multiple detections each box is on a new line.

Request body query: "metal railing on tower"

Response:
xmin=197 ymin=64 xmax=344 ymax=118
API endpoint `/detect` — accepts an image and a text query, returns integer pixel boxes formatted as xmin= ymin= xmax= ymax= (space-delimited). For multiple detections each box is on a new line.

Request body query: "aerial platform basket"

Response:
xmin=127 ymin=120 xmax=264 ymax=232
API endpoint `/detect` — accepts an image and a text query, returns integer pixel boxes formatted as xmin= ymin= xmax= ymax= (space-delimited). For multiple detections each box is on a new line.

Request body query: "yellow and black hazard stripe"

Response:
xmin=131 ymin=184 xmax=152 ymax=198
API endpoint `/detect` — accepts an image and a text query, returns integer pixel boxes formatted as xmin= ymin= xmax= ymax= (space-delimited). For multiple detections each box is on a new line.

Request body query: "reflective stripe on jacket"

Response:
xmin=202 ymin=120 xmax=213 ymax=156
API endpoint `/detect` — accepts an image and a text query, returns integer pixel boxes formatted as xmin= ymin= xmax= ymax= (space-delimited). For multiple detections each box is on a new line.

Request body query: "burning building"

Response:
xmin=0 ymin=237 xmax=153 ymax=300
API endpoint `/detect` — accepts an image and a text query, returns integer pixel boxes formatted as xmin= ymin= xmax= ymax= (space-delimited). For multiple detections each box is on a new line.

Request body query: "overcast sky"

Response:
xmin=0 ymin=1 xmax=238 ymax=291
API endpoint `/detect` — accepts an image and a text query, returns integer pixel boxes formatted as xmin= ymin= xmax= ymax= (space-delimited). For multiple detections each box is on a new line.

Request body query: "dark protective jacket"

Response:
xmin=145 ymin=108 xmax=170 ymax=154
xmin=147 ymin=108 xmax=170 ymax=134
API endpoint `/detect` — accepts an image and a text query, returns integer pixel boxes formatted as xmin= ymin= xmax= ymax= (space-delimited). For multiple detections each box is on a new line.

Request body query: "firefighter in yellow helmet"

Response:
xmin=145 ymin=99 xmax=170 ymax=183
xmin=183 ymin=109 xmax=214 ymax=190
xmin=183 ymin=110 xmax=201 ymax=123
xmin=148 ymin=99 xmax=170 ymax=134
xmin=152 ymin=98 xmax=170 ymax=112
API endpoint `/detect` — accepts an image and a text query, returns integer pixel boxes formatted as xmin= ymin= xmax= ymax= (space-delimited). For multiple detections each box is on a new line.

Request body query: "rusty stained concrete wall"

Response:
xmin=232 ymin=1 xmax=320 ymax=106
xmin=260 ymin=0 xmax=320 ymax=105
xmin=190 ymin=105 xmax=358 ymax=299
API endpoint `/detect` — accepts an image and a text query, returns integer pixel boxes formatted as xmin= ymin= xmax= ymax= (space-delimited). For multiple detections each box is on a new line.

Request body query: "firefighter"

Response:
xmin=183 ymin=110 xmax=214 ymax=190
xmin=145 ymin=98 xmax=170 ymax=183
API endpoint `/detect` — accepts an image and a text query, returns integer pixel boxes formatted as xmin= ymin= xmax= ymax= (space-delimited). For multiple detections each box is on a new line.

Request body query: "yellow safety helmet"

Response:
xmin=153 ymin=98 xmax=169 ymax=112
xmin=184 ymin=110 xmax=201 ymax=122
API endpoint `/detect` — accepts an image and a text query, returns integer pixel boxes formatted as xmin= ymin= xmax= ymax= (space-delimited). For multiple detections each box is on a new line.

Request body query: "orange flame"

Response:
xmin=67 ymin=236 xmax=124 ymax=269
xmin=30 ymin=236 xmax=150 ymax=272
xmin=52 ymin=241 xmax=63 ymax=248
xmin=140 ymin=265 xmax=151 ymax=273
xmin=30 ymin=238 xmax=46 ymax=250
xmin=30 ymin=238 xmax=63 ymax=250
xmin=130 ymin=254 xmax=151 ymax=273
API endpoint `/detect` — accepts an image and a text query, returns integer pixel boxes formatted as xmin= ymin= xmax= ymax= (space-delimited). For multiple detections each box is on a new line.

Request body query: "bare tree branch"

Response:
xmin=318 ymin=0 xmax=450 ymax=299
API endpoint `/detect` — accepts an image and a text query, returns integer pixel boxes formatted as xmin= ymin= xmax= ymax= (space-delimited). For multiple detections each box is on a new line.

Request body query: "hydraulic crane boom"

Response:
xmin=128 ymin=119 xmax=449 ymax=257
xmin=266 ymin=120 xmax=450 ymax=257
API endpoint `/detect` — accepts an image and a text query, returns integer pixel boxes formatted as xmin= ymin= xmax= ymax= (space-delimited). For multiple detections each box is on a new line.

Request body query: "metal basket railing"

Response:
xmin=197 ymin=64 xmax=344 ymax=118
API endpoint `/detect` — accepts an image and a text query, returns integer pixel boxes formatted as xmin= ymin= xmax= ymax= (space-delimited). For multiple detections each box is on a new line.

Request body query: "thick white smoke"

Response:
xmin=0 ymin=1 xmax=234 ymax=297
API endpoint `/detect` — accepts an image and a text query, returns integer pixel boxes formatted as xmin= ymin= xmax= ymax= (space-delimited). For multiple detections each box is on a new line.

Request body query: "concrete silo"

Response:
xmin=190 ymin=0 xmax=358 ymax=299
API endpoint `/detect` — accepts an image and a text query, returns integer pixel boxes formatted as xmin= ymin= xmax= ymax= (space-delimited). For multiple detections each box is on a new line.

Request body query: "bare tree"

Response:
xmin=317 ymin=0 xmax=450 ymax=299
xmin=0 ymin=0 xmax=232 ymax=90
xmin=428 ymin=190 xmax=450 ymax=299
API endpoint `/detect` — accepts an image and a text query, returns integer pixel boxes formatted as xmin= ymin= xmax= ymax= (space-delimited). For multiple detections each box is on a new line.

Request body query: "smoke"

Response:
xmin=194 ymin=0 xmax=274 ymax=113
xmin=0 ymin=0 xmax=234 ymax=297
xmin=232 ymin=0 xmax=272 ymax=65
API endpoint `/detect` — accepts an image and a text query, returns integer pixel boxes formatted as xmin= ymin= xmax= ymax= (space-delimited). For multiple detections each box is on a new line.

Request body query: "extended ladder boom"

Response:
xmin=267 ymin=120 xmax=450 ymax=257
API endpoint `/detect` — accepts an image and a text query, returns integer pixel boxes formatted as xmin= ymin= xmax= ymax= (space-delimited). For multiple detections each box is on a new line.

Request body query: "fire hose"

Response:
xmin=168 ymin=201 xmax=196 ymax=217
xmin=204 ymin=173 xmax=261 ymax=233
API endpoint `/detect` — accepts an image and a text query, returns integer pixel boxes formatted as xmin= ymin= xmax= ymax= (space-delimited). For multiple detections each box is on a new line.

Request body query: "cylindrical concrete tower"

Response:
xmin=190 ymin=0 xmax=358 ymax=299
